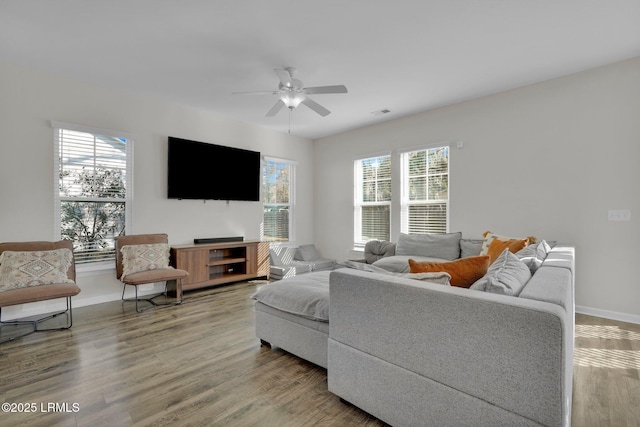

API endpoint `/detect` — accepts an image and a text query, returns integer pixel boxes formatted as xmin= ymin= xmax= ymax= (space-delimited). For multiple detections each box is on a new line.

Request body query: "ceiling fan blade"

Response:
xmin=232 ymin=90 xmax=279 ymax=95
xmin=303 ymin=85 xmax=348 ymax=95
xmin=266 ymin=99 xmax=285 ymax=117
xmin=274 ymin=68 xmax=293 ymax=88
xmin=301 ymin=97 xmax=330 ymax=117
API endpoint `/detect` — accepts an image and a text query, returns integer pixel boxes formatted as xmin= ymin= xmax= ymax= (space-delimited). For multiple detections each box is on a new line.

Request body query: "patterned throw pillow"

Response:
xmin=0 ymin=248 xmax=74 ymax=291
xmin=480 ymin=231 xmax=536 ymax=257
xmin=120 ymin=243 xmax=170 ymax=278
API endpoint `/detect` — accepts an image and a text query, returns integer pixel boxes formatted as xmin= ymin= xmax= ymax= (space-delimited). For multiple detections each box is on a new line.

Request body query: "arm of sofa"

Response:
xmin=363 ymin=240 xmax=396 ymax=264
xmin=328 ymin=269 xmax=570 ymax=427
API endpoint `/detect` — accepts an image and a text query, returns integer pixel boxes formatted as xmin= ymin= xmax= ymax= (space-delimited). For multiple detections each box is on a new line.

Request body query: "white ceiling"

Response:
xmin=1 ymin=1 xmax=639 ymax=139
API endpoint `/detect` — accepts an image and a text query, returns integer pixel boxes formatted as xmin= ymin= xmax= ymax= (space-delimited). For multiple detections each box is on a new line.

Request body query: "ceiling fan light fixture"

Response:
xmin=281 ymin=93 xmax=305 ymax=109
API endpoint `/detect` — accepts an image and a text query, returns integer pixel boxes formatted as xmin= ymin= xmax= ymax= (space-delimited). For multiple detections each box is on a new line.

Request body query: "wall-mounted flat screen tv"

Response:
xmin=167 ymin=136 xmax=261 ymax=201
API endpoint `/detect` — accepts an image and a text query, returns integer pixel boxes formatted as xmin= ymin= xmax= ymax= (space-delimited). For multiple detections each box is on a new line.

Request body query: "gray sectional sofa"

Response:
xmin=254 ymin=234 xmax=574 ymax=426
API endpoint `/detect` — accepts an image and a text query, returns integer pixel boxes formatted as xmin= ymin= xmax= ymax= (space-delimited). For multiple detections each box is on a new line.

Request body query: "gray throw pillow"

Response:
xmin=460 ymin=239 xmax=484 ymax=258
xmin=395 ymin=232 xmax=461 ymax=260
xmin=516 ymin=240 xmax=551 ymax=274
xmin=470 ymin=249 xmax=531 ymax=296
xmin=364 ymin=240 xmax=396 ymax=264
xmin=295 ymin=244 xmax=321 ymax=261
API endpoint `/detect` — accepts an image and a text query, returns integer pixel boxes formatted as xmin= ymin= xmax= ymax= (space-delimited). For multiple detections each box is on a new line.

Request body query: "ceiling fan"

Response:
xmin=233 ymin=67 xmax=348 ymax=118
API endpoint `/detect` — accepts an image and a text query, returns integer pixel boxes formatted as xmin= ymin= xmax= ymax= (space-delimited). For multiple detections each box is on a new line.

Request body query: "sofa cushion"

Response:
xmin=304 ymin=259 xmax=335 ymax=271
xmin=408 ymin=256 xmax=490 ymax=288
xmin=120 ymin=243 xmax=170 ymax=278
xmin=295 ymin=244 xmax=321 ymax=261
xmin=470 ymin=249 xmax=531 ymax=296
xmin=0 ymin=248 xmax=74 ymax=291
xmin=460 ymin=239 xmax=484 ymax=258
xmin=516 ymin=240 xmax=551 ymax=274
xmin=396 ymin=232 xmax=461 ymax=260
xmin=252 ymin=270 xmax=331 ymax=321
xmin=486 ymin=238 xmax=528 ymax=263
xmin=364 ymin=240 xmax=396 ymax=264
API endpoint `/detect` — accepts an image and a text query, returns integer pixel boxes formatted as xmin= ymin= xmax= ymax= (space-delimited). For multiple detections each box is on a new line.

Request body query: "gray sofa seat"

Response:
xmin=253 ymin=270 xmax=332 ymax=368
xmin=328 ymin=246 xmax=574 ymax=427
xmin=269 ymin=244 xmax=336 ymax=280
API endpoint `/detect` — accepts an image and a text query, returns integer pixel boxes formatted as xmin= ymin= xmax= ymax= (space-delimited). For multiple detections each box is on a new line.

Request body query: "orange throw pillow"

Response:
xmin=408 ymin=256 xmax=491 ymax=288
xmin=486 ymin=238 xmax=528 ymax=263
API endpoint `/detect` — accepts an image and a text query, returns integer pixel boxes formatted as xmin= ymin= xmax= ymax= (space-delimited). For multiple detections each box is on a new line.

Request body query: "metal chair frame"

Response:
xmin=121 ymin=279 xmax=183 ymax=313
xmin=0 ymin=296 xmax=73 ymax=344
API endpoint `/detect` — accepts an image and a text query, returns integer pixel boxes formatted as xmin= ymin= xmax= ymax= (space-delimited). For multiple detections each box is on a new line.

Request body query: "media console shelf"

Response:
xmin=170 ymin=240 xmax=269 ymax=293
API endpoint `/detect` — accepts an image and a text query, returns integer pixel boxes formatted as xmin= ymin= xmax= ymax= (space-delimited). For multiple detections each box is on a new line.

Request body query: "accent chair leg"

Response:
xmin=1 ymin=297 xmax=74 ymax=344
xmin=122 ymin=282 xmax=182 ymax=313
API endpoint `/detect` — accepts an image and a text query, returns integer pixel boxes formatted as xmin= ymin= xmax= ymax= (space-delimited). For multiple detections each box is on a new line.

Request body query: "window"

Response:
xmin=401 ymin=145 xmax=449 ymax=234
xmin=262 ymin=157 xmax=295 ymax=242
xmin=354 ymin=154 xmax=391 ymax=248
xmin=53 ymin=122 xmax=133 ymax=264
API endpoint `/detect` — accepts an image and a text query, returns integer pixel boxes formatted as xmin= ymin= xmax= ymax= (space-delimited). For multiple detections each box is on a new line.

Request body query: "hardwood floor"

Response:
xmin=0 ymin=282 xmax=638 ymax=426
xmin=572 ymin=313 xmax=640 ymax=426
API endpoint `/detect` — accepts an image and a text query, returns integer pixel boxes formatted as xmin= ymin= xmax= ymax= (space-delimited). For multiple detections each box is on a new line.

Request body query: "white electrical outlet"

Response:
xmin=607 ymin=209 xmax=631 ymax=221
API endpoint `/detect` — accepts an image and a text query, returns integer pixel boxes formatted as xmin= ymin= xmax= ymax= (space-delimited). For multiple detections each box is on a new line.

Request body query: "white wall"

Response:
xmin=0 ymin=61 xmax=314 ymax=317
xmin=314 ymin=57 xmax=640 ymax=323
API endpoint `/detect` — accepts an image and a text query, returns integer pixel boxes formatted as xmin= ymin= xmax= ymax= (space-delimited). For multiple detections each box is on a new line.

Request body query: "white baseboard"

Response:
xmin=576 ymin=305 xmax=640 ymax=325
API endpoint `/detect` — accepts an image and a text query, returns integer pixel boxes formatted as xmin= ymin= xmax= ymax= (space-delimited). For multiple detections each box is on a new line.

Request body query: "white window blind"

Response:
xmin=401 ymin=146 xmax=449 ymax=234
xmin=53 ymin=122 xmax=133 ymax=264
xmin=262 ymin=157 xmax=295 ymax=242
xmin=354 ymin=155 xmax=391 ymax=248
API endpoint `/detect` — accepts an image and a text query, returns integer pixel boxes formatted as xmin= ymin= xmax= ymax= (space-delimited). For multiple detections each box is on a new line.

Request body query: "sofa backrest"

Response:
xmin=330 ymin=267 xmax=571 ymax=426
xmin=269 ymin=246 xmax=297 ymax=266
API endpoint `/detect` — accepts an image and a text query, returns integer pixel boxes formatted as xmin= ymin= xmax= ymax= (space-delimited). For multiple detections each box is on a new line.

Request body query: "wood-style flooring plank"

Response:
xmin=572 ymin=313 xmax=640 ymax=427
xmin=1 ymin=283 xmax=639 ymax=426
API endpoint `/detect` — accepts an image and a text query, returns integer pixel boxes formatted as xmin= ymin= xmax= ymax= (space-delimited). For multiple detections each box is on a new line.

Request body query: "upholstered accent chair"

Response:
xmin=0 ymin=240 xmax=81 ymax=343
xmin=115 ymin=233 xmax=188 ymax=313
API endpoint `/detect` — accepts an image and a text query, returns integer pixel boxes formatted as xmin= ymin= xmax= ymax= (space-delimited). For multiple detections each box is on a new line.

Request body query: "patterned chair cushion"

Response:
xmin=0 ymin=248 xmax=74 ymax=291
xmin=120 ymin=243 xmax=170 ymax=278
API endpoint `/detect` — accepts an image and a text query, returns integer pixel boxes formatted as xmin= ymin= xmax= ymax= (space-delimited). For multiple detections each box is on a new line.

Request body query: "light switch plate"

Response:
xmin=608 ymin=209 xmax=631 ymax=221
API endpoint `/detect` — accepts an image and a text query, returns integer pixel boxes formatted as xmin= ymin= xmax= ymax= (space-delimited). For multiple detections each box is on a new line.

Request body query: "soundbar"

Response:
xmin=194 ymin=236 xmax=244 ymax=244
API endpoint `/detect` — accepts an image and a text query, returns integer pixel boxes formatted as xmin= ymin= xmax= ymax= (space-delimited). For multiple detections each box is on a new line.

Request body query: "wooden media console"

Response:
xmin=170 ymin=240 xmax=270 ymax=292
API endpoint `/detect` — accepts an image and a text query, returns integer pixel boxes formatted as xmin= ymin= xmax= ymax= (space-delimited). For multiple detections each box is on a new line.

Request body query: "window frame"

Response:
xmin=261 ymin=156 xmax=296 ymax=244
xmin=400 ymin=144 xmax=450 ymax=235
xmin=52 ymin=121 xmax=134 ymax=274
xmin=353 ymin=153 xmax=392 ymax=249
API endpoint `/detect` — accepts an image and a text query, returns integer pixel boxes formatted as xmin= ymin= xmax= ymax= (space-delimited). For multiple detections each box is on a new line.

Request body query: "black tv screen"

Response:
xmin=167 ymin=137 xmax=261 ymax=201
